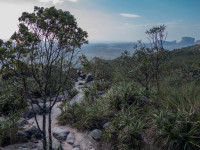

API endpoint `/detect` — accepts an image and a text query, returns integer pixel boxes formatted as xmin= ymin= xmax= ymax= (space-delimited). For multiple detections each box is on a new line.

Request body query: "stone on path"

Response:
xmin=52 ymin=139 xmax=64 ymax=150
xmin=85 ymin=74 xmax=93 ymax=83
xmin=67 ymin=132 xmax=75 ymax=144
xmin=53 ymin=127 xmax=70 ymax=141
xmin=73 ymin=141 xmax=81 ymax=148
xmin=17 ymin=118 xmax=28 ymax=127
xmin=90 ymin=129 xmax=102 ymax=141
xmin=24 ymin=125 xmax=42 ymax=140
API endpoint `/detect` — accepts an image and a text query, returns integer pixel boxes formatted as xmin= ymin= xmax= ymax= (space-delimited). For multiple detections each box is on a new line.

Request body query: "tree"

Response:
xmin=7 ymin=6 xmax=88 ymax=150
xmin=146 ymin=25 xmax=168 ymax=93
xmin=132 ymin=41 xmax=154 ymax=91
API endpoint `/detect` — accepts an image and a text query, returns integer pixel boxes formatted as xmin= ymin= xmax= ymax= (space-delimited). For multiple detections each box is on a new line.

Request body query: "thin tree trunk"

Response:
xmin=48 ymin=107 xmax=52 ymax=150
xmin=42 ymin=100 xmax=47 ymax=150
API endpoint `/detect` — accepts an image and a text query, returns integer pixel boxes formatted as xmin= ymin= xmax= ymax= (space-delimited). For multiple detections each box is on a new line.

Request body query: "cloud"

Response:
xmin=68 ymin=0 xmax=78 ymax=2
xmin=38 ymin=0 xmax=64 ymax=4
xmin=120 ymin=13 xmax=140 ymax=18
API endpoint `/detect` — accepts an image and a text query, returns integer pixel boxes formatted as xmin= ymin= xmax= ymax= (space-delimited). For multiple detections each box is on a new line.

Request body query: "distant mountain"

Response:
xmin=82 ymin=37 xmax=198 ymax=60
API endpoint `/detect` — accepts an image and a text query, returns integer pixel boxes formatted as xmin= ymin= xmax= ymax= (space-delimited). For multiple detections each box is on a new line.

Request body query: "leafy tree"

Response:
xmin=146 ymin=25 xmax=168 ymax=93
xmin=6 ymin=6 xmax=88 ymax=150
xmin=132 ymin=41 xmax=154 ymax=91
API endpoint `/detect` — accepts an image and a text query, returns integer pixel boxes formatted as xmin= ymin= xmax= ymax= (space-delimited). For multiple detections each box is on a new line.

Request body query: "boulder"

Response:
xmin=17 ymin=131 xmax=31 ymax=139
xmin=53 ymin=127 xmax=70 ymax=141
xmin=103 ymin=122 xmax=111 ymax=129
xmin=67 ymin=133 xmax=75 ymax=144
xmin=80 ymin=73 xmax=86 ymax=79
xmin=48 ymin=95 xmax=65 ymax=102
xmin=24 ymin=125 xmax=42 ymax=140
xmin=52 ymin=140 xmax=64 ymax=150
xmin=71 ymin=148 xmax=81 ymax=150
xmin=26 ymin=103 xmax=50 ymax=118
xmin=17 ymin=118 xmax=28 ymax=127
xmin=90 ymin=129 xmax=102 ymax=141
xmin=73 ymin=141 xmax=81 ymax=148
xmin=0 ymin=117 xmax=5 ymax=122
xmin=85 ymin=74 xmax=93 ymax=83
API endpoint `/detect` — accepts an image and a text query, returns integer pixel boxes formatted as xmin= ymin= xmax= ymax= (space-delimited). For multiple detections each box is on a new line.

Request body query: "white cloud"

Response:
xmin=68 ymin=0 xmax=78 ymax=2
xmin=38 ymin=0 xmax=64 ymax=4
xmin=120 ymin=13 xmax=140 ymax=18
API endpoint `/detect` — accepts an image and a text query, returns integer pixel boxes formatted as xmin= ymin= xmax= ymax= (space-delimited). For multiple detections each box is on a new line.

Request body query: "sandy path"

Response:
xmin=28 ymin=78 xmax=87 ymax=150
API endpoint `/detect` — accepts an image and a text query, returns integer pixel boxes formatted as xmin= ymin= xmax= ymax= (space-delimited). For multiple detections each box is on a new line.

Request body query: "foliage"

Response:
xmin=58 ymin=97 xmax=114 ymax=130
xmin=0 ymin=113 xmax=24 ymax=146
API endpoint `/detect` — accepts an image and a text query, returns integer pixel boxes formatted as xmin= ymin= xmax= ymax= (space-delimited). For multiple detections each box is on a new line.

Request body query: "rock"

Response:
xmin=53 ymin=127 xmax=70 ymax=141
xmin=73 ymin=141 xmax=81 ymax=148
xmin=52 ymin=140 xmax=64 ymax=150
xmin=0 ymin=117 xmax=5 ymax=122
xmin=90 ymin=129 xmax=102 ymax=141
xmin=97 ymin=91 xmax=105 ymax=95
xmin=103 ymin=122 xmax=111 ymax=129
xmin=48 ymin=95 xmax=65 ymax=102
xmin=79 ymin=82 xmax=84 ymax=85
xmin=67 ymin=133 xmax=75 ymax=144
xmin=26 ymin=103 xmax=50 ymax=118
xmin=3 ymin=142 xmax=40 ymax=150
xmin=30 ymin=98 xmax=40 ymax=104
xmin=17 ymin=131 xmax=31 ymax=139
xmin=17 ymin=118 xmax=28 ymax=127
xmin=71 ymin=148 xmax=81 ymax=150
xmin=85 ymin=74 xmax=93 ymax=83
xmin=0 ymin=147 xmax=5 ymax=150
xmin=80 ymin=73 xmax=86 ymax=79
xmin=135 ymin=96 xmax=151 ymax=106
xmin=81 ymin=134 xmax=95 ymax=150
xmin=26 ymin=108 xmax=36 ymax=119
xmin=24 ymin=125 xmax=42 ymax=139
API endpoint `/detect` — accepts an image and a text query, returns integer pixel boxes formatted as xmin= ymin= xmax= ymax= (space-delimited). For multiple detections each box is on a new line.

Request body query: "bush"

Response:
xmin=0 ymin=79 xmax=28 ymax=115
xmin=103 ymin=106 xmax=145 ymax=150
xmin=107 ymin=82 xmax=144 ymax=110
xmin=153 ymin=110 xmax=200 ymax=150
xmin=58 ymin=97 xmax=114 ymax=130
xmin=0 ymin=113 xmax=24 ymax=146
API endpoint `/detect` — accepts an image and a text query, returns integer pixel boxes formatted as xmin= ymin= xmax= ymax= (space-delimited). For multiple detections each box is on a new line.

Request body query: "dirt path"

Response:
xmin=28 ymin=78 xmax=95 ymax=150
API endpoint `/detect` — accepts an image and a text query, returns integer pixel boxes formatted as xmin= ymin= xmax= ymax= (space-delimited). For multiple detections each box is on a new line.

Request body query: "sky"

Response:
xmin=0 ymin=0 xmax=200 ymax=43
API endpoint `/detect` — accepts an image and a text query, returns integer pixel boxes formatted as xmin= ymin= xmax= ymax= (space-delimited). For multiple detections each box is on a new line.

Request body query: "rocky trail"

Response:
xmin=2 ymin=72 xmax=102 ymax=150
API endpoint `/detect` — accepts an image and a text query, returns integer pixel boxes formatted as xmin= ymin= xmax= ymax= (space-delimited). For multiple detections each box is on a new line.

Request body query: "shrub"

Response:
xmin=0 ymin=112 xmax=24 ymax=146
xmin=58 ymin=97 xmax=114 ymax=130
xmin=153 ymin=110 xmax=200 ymax=150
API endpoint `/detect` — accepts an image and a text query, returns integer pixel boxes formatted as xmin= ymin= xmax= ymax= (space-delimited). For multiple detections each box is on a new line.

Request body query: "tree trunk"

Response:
xmin=42 ymin=100 xmax=47 ymax=150
xmin=48 ymin=108 xmax=52 ymax=150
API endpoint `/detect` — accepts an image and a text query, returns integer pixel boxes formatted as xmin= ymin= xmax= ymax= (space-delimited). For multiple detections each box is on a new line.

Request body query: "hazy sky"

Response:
xmin=0 ymin=0 xmax=200 ymax=42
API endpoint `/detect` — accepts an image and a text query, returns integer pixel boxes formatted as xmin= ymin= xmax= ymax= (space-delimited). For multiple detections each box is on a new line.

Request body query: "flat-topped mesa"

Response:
xmin=179 ymin=37 xmax=195 ymax=46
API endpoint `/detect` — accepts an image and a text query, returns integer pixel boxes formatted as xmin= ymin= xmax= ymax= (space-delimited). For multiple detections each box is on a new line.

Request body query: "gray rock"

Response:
xmin=85 ymin=74 xmax=93 ymax=83
xmin=67 ymin=133 xmax=75 ymax=144
xmin=17 ymin=118 xmax=28 ymax=127
xmin=17 ymin=131 xmax=31 ymax=139
xmin=26 ymin=103 xmax=50 ymax=118
xmin=103 ymin=122 xmax=111 ymax=129
xmin=71 ymin=148 xmax=81 ymax=150
xmin=53 ymin=127 xmax=70 ymax=141
xmin=52 ymin=140 xmax=64 ymax=150
xmin=0 ymin=117 xmax=5 ymax=122
xmin=26 ymin=108 xmax=36 ymax=119
xmin=73 ymin=141 xmax=80 ymax=148
xmin=0 ymin=147 xmax=5 ymax=150
xmin=24 ymin=125 xmax=42 ymax=139
xmin=81 ymin=134 xmax=95 ymax=150
xmin=90 ymin=129 xmax=102 ymax=141
xmin=48 ymin=95 xmax=65 ymax=102
xmin=30 ymin=98 xmax=40 ymax=104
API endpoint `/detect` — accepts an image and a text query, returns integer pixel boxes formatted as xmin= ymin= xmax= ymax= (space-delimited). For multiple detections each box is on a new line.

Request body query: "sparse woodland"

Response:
xmin=0 ymin=6 xmax=200 ymax=150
